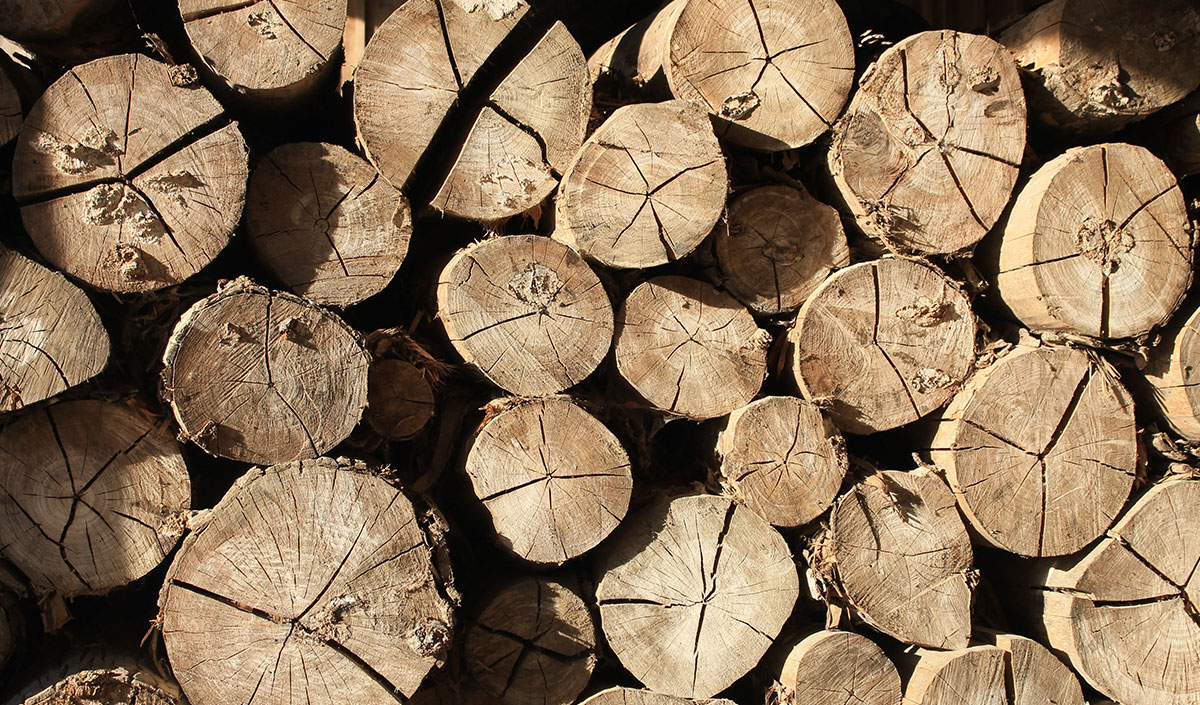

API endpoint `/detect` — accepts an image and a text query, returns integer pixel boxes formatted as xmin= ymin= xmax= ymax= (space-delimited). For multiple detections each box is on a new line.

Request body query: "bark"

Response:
xmin=771 ymin=629 xmax=901 ymax=705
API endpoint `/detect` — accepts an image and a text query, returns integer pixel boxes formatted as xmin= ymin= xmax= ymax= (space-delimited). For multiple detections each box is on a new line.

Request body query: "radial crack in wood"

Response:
xmin=899 ymin=646 xmax=1007 ymax=705
xmin=977 ymin=631 xmax=1086 ymax=705
xmin=578 ymin=688 xmax=737 ymax=705
xmin=772 ymin=629 xmax=901 ymax=705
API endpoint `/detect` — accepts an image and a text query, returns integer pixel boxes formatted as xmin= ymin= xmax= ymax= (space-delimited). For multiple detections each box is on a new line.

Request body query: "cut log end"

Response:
xmin=1144 ymin=302 xmax=1200 ymax=441
xmin=21 ymin=666 xmax=185 ymax=705
xmin=247 ymin=141 xmax=412 ymax=307
xmin=437 ymin=235 xmax=613 ymax=397
xmin=979 ymin=631 xmax=1086 ymax=705
xmin=901 ymin=646 xmax=1007 ymax=705
xmin=578 ymin=688 xmax=736 ymax=705
xmin=0 ymin=399 xmax=190 ymax=597
xmin=616 ymin=275 xmax=767 ymax=420
xmin=774 ymin=630 xmax=901 ymax=705
xmin=465 ymin=578 xmax=596 ymax=705
xmin=162 ymin=278 xmax=369 ymax=465
xmin=366 ymin=358 xmax=435 ymax=440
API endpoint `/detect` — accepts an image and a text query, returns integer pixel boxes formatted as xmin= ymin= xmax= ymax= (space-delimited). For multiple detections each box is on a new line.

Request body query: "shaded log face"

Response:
xmin=995 ymin=143 xmax=1191 ymax=340
xmin=0 ymin=400 xmax=190 ymax=597
xmin=830 ymin=30 xmax=1026 ymax=255
xmin=161 ymin=278 xmax=369 ymax=465
xmin=596 ymin=494 xmax=799 ymax=699
xmin=1145 ymin=303 xmax=1200 ymax=441
xmin=365 ymin=359 xmax=435 ymax=440
xmin=160 ymin=458 xmax=455 ymax=705
xmin=0 ymin=66 xmax=19 ymax=146
xmin=14 ymin=54 xmax=248 ymax=294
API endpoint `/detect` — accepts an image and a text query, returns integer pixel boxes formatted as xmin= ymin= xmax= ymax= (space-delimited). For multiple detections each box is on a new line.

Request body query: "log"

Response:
xmin=161 ymin=277 xmax=370 ymax=464
xmin=596 ymin=494 xmax=799 ymax=699
xmin=898 ymin=646 xmax=1007 ymax=705
xmin=1144 ymin=302 xmax=1200 ymax=441
xmin=0 ymin=249 xmax=110 ymax=412
xmin=354 ymin=0 xmax=590 ymax=221
xmin=614 ymin=275 xmax=767 ymax=420
xmin=13 ymin=54 xmax=248 ymax=294
xmin=995 ymin=142 xmax=1192 ymax=340
xmin=0 ymin=0 xmax=137 ymax=63
xmin=21 ymin=665 xmax=185 ymax=705
xmin=160 ymin=457 xmax=456 ymax=705
xmin=1023 ymin=478 xmax=1200 ymax=705
xmin=977 ymin=631 xmax=1085 ymax=705
xmin=0 ymin=563 xmax=24 ymax=672
xmin=0 ymin=63 xmax=20 ymax=146
xmin=553 ymin=100 xmax=727 ymax=270
xmin=819 ymin=468 xmax=973 ymax=650
xmin=179 ymin=0 xmax=349 ymax=105
xmin=771 ymin=629 xmax=901 ymax=705
xmin=0 ymin=399 xmax=191 ymax=597
xmin=588 ymin=0 xmax=855 ymax=152
xmin=437 ymin=234 xmax=613 ymax=397
xmin=246 ymin=141 xmax=412 ymax=307
xmin=366 ymin=358 xmax=435 ymax=440
xmin=1000 ymin=0 xmax=1200 ymax=136
xmin=787 ymin=257 xmax=975 ymax=435
xmin=464 ymin=397 xmax=632 ymax=564
xmin=715 ymin=184 xmax=849 ymax=316
xmin=578 ymin=688 xmax=736 ymax=705
xmin=828 ymin=30 xmax=1026 ymax=255
xmin=929 ymin=344 xmax=1137 ymax=557
xmin=715 ymin=395 xmax=847 ymax=528
xmin=464 ymin=577 xmax=596 ymax=705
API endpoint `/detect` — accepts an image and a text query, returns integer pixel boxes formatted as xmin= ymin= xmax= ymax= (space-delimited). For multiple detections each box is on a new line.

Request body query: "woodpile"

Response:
xmin=5 ymin=1 xmax=1200 ymax=705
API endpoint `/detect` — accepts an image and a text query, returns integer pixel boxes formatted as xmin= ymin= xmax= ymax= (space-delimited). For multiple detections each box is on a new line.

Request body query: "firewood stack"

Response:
xmin=1 ymin=0 xmax=1200 ymax=704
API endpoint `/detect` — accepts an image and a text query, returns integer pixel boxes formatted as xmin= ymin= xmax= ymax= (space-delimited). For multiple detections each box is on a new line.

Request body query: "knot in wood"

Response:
xmin=412 ymin=618 xmax=451 ymax=657
xmin=451 ymin=0 xmax=523 ymax=21
xmin=1083 ymin=65 xmax=1143 ymax=113
xmin=37 ymin=126 xmax=122 ymax=175
xmin=895 ymin=297 xmax=949 ymax=327
xmin=720 ymin=91 xmax=761 ymax=120
xmin=968 ymin=65 xmax=1000 ymax=94
xmin=911 ymin=367 xmax=953 ymax=393
xmin=507 ymin=262 xmax=563 ymax=311
xmin=277 ymin=316 xmax=307 ymax=341
xmin=1154 ymin=30 xmax=1178 ymax=51
xmin=104 ymin=242 xmax=148 ymax=281
xmin=145 ymin=171 xmax=205 ymax=208
xmin=246 ymin=9 xmax=282 ymax=39
xmin=168 ymin=64 xmax=199 ymax=87
xmin=85 ymin=183 xmax=166 ymax=243
xmin=1076 ymin=216 xmax=1134 ymax=273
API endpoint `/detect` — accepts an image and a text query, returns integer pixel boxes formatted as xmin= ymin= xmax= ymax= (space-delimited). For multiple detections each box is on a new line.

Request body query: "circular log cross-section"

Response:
xmin=1001 ymin=0 xmax=1200 ymax=136
xmin=162 ymin=278 xmax=369 ymax=465
xmin=465 ymin=578 xmax=596 ymax=705
xmin=826 ymin=469 xmax=973 ymax=650
xmin=931 ymin=345 xmax=1136 ymax=557
xmin=180 ymin=0 xmax=348 ymax=104
xmin=788 ymin=258 xmax=975 ymax=435
xmin=589 ymin=0 xmax=855 ymax=152
xmin=14 ymin=54 xmax=248 ymax=293
xmin=160 ymin=457 xmax=455 ymax=705
xmin=1145 ymin=303 xmax=1200 ymax=441
xmin=437 ymin=235 xmax=613 ymax=397
xmin=465 ymin=397 xmax=632 ymax=564
xmin=1027 ymin=479 xmax=1200 ymax=705
xmin=355 ymin=1 xmax=590 ymax=221
xmin=979 ymin=632 xmax=1085 ymax=705
xmin=553 ymin=100 xmax=727 ymax=270
xmin=0 ymin=399 xmax=191 ymax=597
xmin=829 ymin=30 xmax=1025 ymax=255
xmin=21 ymin=666 xmax=185 ymax=705
xmin=579 ymin=689 xmax=736 ymax=705
xmin=247 ymin=142 xmax=412 ymax=307
xmin=0 ymin=250 xmax=110 ymax=412
xmin=996 ymin=143 xmax=1192 ymax=340
xmin=596 ymin=494 xmax=799 ymax=699
xmin=774 ymin=630 xmax=901 ymax=705
xmin=366 ymin=358 xmax=435 ymax=440
xmin=615 ymin=276 xmax=767 ymax=420
xmin=716 ymin=396 xmax=847 ymax=528
xmin=901 ymin=646 xmax=1007 ymax=705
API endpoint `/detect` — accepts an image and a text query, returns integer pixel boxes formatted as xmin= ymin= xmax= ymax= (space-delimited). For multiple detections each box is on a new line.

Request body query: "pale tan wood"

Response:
xmin=825 ymin=468 xmax=973 ymax=649
xmin=14 ymin=54 xmax=248 ymax=294
xmin=0 ymin=250 xmax=110 ymax=412
xmin=247 ymin=141 xmax=411 ymax=307
xmin=1026 ymin=479 xmax=1200 ymax=705
xmin=160 ymin=457 xmax=455 ymax=705
xmin=978 ymin=631 xmax=1086 ymax=705
xmin=590 ymin=0 xmax=855 ymax=151
xmin=899 ymin=646 xmax=1006 ymax=705
xmin=464 ymin=397 xmax=632 ymax=564
xmin=553 ymin=100 xmax=727 ymax=270
xmin=996 ymin=143 xmax=1192 ymax=340
xmin=161 ymin=277 xmax=369 ymax=465
xmin=773 ymin=629 xmax=901 ymax=705
xmin=353 ymin=0 xmax=589 ymax=221
xmin=596 ymin=494 xmax=799 ymax=699
xmin=0 ymin=65 xmax=19 ymax=146
xmin=716 ymin=395 xmax=846 ymax=528
xmin=465 ymin=578 xmax=595 ymax=705
xmin=21 ymin=666 xmax=185 ymax=705
xmin=829 ymin=30 xmax=1025 ymax=255
xmin=578 ymin=688 xmax=736 ymax=705
xmin=0 ymin=399 xmax=190 ymax=597
xmin=1001 ymin=0 xmax=1200 ymax=136
xmin=366 ymin=358 xmax=434 ymax=440
xmin=180 ymin=0 xmax=348 ymax=104
xmin=788 ymin=257 xmax=975 ymax=435
xmin=437 ymin=235 xmax=612 ymax=397
xmin=930 ymin=344 xmax=1136 ymax=557
xmin=615 ymin=275 xmax=767 ymax=420
xmin=716 ymin=184 xmax=849 ymax=315
xmin=1144 ymin=302 xmax=1200 ymax=441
